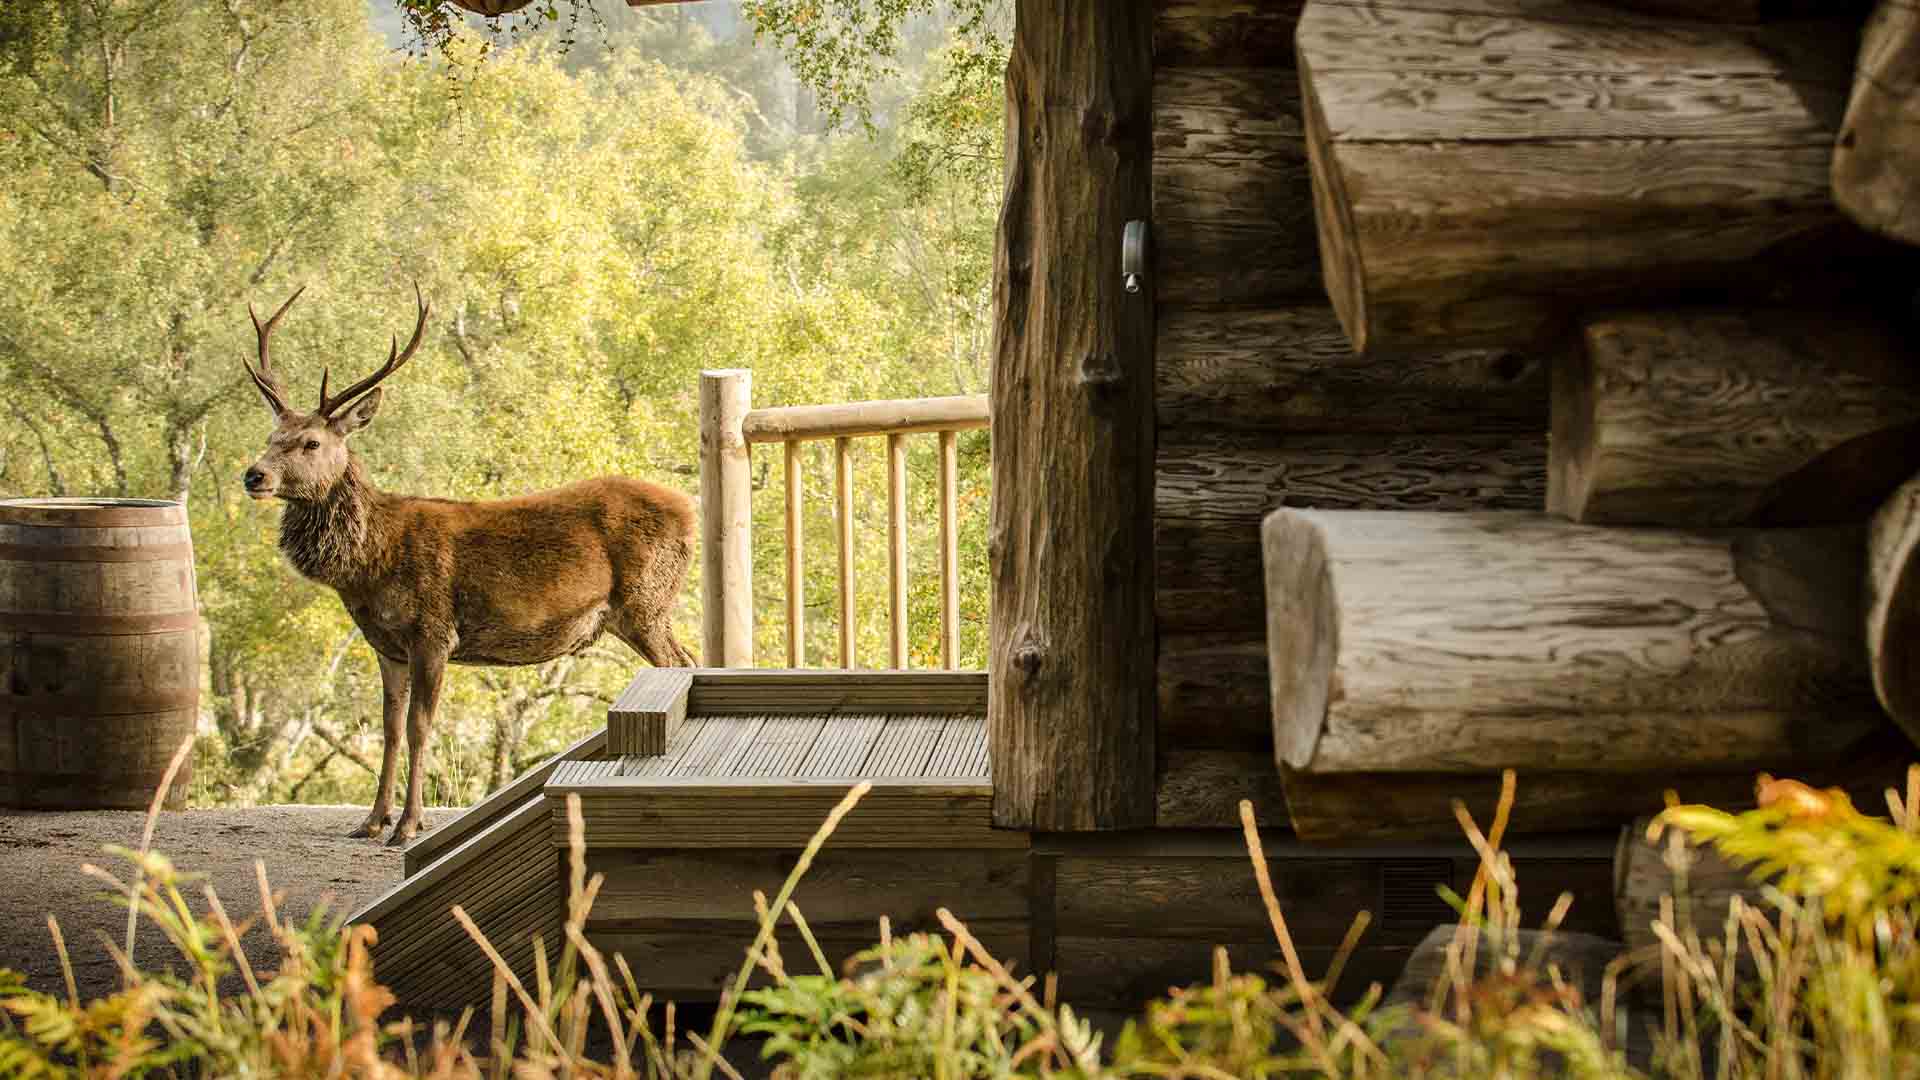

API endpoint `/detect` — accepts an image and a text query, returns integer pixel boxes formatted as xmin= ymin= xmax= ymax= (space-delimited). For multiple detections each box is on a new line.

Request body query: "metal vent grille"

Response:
xmin=1381 ymin=859 xmax=1456 ymax=929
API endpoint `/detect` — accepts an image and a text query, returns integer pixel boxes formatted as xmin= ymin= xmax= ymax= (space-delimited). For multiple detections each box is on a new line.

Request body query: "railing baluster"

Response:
xmin=709 ymin=383 xmax=987 ymax=670
xmin=939 ymin=430 xmax=960 ymax=670
xmin=835 ymin=435 xmax=856 ymax=669
xmin=887 ymin=433 xmax=909 ymax=669
xmin=784 ymin=439 xmax=803 ymax=669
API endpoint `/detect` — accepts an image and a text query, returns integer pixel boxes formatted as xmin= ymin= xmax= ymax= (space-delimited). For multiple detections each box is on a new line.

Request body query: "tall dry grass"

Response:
xmin=2 ymin=739 xmax=1916 ymax=1078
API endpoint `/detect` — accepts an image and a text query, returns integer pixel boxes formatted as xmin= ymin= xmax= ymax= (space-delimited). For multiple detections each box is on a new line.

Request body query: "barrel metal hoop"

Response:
xmin=0 ymin=611 xmax=201 ymax=634
xmin=0 ymin=543 xmax=194 ymax=564
xmin=1 ymin=688 xmax=200 ymax=715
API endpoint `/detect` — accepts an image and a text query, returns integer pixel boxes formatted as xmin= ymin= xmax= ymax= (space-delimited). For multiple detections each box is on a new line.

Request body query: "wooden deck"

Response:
xmin=350 ymin=669 xmax=1620 ymax=1013
xmin=349 ymin=670 xmax=1017 ymax=1009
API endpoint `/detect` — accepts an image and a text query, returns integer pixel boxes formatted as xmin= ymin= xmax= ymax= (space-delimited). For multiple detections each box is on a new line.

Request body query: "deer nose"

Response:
xmin=244 ymin=468 xmax=267 ymax=491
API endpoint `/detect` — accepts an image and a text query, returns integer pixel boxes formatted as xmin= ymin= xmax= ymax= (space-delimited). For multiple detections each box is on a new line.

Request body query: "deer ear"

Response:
xmin=330 ymin=387 xmax=383 ymax=436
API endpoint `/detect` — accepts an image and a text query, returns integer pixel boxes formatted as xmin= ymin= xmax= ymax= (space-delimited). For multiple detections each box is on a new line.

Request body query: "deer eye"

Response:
xmin=303 ymin=439 xmax=321 ymax=451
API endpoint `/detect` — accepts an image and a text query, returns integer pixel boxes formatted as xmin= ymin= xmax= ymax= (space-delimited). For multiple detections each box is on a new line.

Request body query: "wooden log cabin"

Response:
xmin=350 ymin=0 xmax=1920 ymax=1017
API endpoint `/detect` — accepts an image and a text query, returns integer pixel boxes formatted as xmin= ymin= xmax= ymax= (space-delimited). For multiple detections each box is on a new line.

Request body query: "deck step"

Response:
xmin=349 ymin=794 xmax=560 ymax=1012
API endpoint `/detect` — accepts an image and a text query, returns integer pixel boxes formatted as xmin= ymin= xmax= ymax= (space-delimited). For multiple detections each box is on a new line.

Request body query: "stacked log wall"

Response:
xmin=1150 ymin=0 xmax=1548 ymax=825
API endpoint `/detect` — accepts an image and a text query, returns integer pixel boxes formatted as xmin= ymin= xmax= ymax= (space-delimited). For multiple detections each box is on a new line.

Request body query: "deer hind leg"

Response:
xmin=351 ymin=654 xmax=410 ymax=839
xmin=611 ymin=613 xmax=694 ymax=669
xmin=388 ymin=645 xmax=449 ymax=848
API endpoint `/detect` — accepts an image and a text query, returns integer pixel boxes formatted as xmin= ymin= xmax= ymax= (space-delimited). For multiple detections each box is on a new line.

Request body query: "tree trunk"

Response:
xmin=1550 ymin=308 xmax=1920 ymax=527
xmin=1263 ymin=510 xmax=1888 ymax=778
xmin=1833 ymin=0 xmax=1920 ymax=245
xmin=1296 ymin=0 xmax=1858 ymax=351
xmin=989 ymin=0 xmax=1157 ymax=830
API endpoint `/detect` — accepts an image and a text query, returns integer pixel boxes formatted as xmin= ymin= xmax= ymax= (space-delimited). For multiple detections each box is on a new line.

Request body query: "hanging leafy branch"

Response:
xmin=739 ymin=0 xmax=1005 ymax=127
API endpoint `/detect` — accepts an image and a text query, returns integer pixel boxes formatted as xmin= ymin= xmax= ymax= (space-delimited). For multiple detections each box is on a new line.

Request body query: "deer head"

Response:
xmin=242 ymin=284 xmax=430 ymax=502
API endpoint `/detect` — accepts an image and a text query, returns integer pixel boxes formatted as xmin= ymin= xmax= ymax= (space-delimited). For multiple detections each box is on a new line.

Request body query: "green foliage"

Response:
xmin=0 ymin=0 xmax=1005 ymax=812
xmin=5 ymin=769 xmax=1920 ymax=1076
xmin=739 ymin=0 xmax=1007 ymax=127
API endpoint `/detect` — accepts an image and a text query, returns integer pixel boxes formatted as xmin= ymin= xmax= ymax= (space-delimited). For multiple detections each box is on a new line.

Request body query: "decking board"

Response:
xmin=927 ymin=715 xmax=990 ymax=778
xmin=733 ymin=714 xmax=829 ymax=777
xmin=866 ymin=715 xmax=950 ymax=777
xmin=797 ymin=713 xmax=887 ymax=776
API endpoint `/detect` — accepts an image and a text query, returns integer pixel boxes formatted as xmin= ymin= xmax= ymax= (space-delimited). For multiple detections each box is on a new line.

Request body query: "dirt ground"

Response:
xmin=0 ymin=804 xmax=456 ymax=1003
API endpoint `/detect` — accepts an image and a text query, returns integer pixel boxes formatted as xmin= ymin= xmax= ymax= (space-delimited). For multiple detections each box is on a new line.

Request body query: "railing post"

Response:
xmin=699 ymin=369 xmax=753 ymax=668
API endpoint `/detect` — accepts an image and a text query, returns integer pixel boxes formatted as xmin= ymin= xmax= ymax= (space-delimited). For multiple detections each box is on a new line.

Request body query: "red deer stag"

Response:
xmin=240 ymin=285 xmax=696 ymax=846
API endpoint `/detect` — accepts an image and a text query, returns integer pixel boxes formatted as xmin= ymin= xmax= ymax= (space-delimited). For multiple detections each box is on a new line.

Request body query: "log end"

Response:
xmin=1262 ymin=509 xmax=1338 ymax=771
xmin=1298 ymin=56 xmax=1369 ymax=356
xmin=1868 ymin=472 xmax=1920 ymax=748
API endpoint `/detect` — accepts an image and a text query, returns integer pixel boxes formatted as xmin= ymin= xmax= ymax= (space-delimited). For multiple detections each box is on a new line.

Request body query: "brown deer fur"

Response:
xmin=240 ymin=286 xmax=696 ymax=846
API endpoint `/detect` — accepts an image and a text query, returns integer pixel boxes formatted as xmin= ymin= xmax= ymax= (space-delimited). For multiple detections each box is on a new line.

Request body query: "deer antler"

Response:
xmin=318 ymin=281 xmax=430 ymax=419
xmin=243 ymin=285 xmax=306 ymax=416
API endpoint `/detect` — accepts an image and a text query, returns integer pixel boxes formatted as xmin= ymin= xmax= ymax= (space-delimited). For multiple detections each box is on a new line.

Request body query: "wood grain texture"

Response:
xmin=1155 ymin=67 xmax=1320 ymax=305
xmin=1156 ymin=749 xmax=1290 ymax=828
xmin=1283 ymin=768 xmax=1732 ymax=842
xmin=1056 ymin=854 xmax=1435 ymax=943
xmin=1156 ymin=433 xmax=1546 ymax=634
xmin=685 ymin=669 xmax=987 ymax=714
xmin=0 ymin=500 xmax=197 ymax=811
xmin=740 ymin=395 xmax=987 ymax=444
xmin=699 ymin=370 xmax=753 ymax=666
xmin=1834 ymin=0 xmax=1920 ymax=246
xmin=607 ymin=669 xmax=692 ymax=757
xmin=1551 ymin=308 xmax=1920 ymax=527
xmin=554 ymin=779 xmax=1029 ymax=850
xmin=1157 ymin=306 xmax=1545 ymax=437
xmin=1297 ymin=0 xmax=1857 ymax=350
xmin=590 ymin=922 xmax=1033 ymax=999
xmin=1264 ymin=511 xmax=1886 ymax=776
xmin=1055 ymin=936 xmax=1414 ymax=1008
xmin=1868 ymin=471 xmax=1920 ymax=748
xmin=1154 ymin=0 xmax=1303 ymax=66
xmin=1159 ymin=633 xmax=1271 ymax=751
xmin=587 ymin=848 xmax=1030 ymax=926
xmin=990 ymin=0 xmax=1158 ymax=831
xmin=1283 ymin=739 xmax=1919 ymax=841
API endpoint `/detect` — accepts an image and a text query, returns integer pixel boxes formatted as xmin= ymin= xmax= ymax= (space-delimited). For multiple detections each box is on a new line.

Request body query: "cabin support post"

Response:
xmin=989 ymin=0 xmax=1157 ymax=830
xmin=700 ymin=369 xmax=753 ymax=668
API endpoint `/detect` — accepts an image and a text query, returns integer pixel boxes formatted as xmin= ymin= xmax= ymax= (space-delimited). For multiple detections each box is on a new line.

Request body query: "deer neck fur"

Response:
xmin=278 ymin=453 xmax=394 ymax=590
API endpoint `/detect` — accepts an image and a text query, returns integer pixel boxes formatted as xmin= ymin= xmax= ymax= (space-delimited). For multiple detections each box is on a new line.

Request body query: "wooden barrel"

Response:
xmin=0 ymin=498 xmax=198 ymax=810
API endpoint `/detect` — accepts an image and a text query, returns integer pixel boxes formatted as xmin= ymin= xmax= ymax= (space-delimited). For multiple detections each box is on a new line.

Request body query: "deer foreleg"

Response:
xmin=351 ymin=655 xmax=409 ymax=838
xmin=388 ymin=645 xmax=448 ymax=848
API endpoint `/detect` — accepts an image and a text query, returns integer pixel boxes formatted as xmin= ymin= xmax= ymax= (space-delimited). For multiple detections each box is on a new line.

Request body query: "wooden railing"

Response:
xmin=697 ymin=369 xmax=988 ymax=670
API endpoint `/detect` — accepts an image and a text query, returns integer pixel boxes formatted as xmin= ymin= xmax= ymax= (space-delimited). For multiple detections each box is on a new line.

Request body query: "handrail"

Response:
xmin=698 ymin=370 xmax=983 ymax=671
xmin=742 ymin=395 xmax=988 ymax=443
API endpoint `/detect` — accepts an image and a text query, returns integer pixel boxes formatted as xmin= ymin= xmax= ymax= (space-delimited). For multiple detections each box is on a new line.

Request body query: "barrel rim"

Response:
xmin=0 ymin=498 xmax=186 ymax=527
xmin=0 ymin=498 xmax=180 ymax=510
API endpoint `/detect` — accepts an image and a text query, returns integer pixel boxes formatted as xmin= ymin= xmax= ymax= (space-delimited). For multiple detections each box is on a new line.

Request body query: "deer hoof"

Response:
xmin=385 ymin=820 xmax=423 ymax=847
xmin=348 ymin=811 xmax=392 ymax=839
